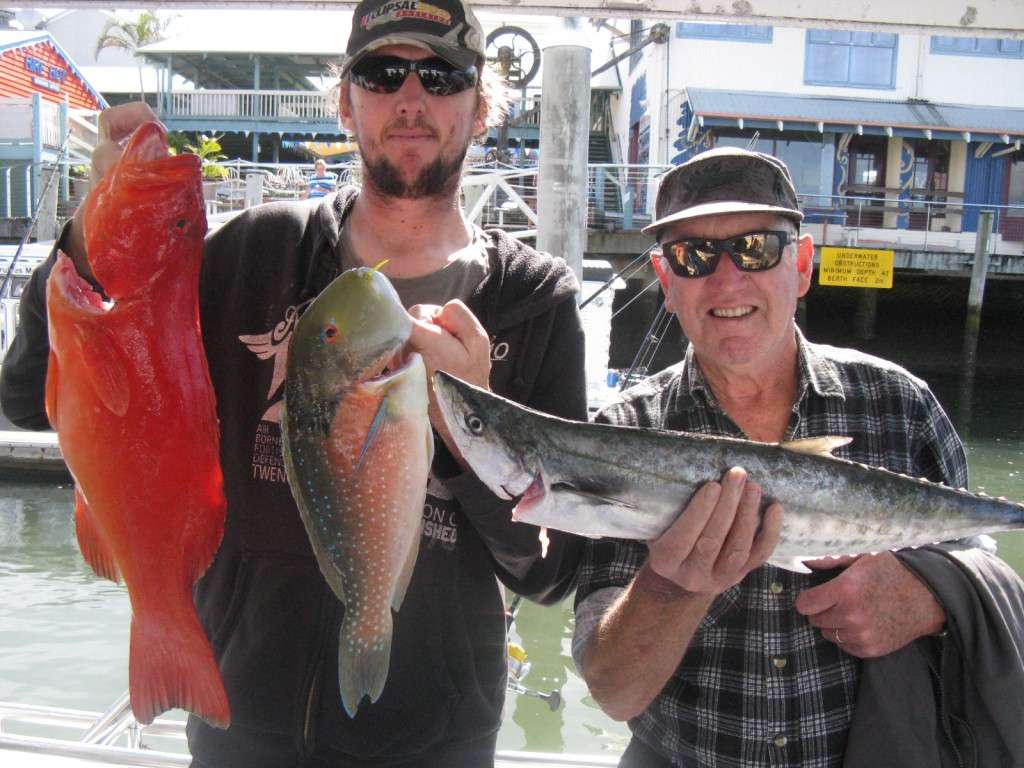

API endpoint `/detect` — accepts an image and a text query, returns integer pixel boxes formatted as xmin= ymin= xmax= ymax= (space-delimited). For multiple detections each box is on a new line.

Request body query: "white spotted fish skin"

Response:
xmin=281 ymin=267 xmax=431 ymax=717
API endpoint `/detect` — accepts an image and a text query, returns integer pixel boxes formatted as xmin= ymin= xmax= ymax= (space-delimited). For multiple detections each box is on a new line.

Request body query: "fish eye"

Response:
xmin=320 ymin=324 xmax=339 ymax=344
xmin=171 ymin=218 xmax=188 ymax=234
xmin=465 ymin=413 xmax=484 ymax=435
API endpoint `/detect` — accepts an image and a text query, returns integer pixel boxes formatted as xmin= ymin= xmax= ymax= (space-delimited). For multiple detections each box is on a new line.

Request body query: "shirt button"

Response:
xmin=772 ymin=657 xmax=787 ymax=669
xmin=770 ymin=581 xmax=784 ymax=594
xmin=774 ymin=735 xmax=788 ymax=748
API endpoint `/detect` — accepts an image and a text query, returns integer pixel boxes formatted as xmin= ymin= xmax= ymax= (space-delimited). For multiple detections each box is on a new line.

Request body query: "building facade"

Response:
xmin=612 ymin=21 xmax=1024 ymax=250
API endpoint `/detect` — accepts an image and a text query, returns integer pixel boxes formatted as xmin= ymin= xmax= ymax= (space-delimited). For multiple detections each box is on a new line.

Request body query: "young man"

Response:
xmin=573 ymin=147 xmax=1024 ymax=767
xmin=0 ymin=1 xmax=586 ymax=765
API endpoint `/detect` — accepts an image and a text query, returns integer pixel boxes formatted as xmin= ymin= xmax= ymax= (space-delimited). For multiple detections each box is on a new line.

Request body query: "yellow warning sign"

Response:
xmin=818 ymin=247 xmax=894 ymax=289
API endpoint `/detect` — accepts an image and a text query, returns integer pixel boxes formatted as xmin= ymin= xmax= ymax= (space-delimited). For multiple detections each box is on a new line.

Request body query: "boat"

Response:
xmin=0 ymin=695 xmax=618 ymax=768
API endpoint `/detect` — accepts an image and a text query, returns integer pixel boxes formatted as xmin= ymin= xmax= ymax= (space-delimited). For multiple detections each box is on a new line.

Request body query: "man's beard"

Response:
xmin=359 ymin=116 xmax=470 ymax=200
xmin=363 ymin=149 xmax=466 ymax=200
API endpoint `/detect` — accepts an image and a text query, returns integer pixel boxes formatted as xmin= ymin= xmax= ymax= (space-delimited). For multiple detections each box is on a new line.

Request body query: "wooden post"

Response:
xmin=963 ymin=210 xmax=994 ymax=364
xmin=854 ymin=288 xmax=878 ymax=340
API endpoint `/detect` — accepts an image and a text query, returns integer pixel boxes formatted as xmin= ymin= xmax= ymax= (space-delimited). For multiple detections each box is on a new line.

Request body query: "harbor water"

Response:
xmin=1 ymin=279 xmax=1024 ymax=757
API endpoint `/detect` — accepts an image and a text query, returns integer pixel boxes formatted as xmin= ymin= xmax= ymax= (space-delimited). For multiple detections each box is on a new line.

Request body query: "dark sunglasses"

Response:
xmin=660 ymin=230 xmax=794 ymax=278
xmin=350 ymin=54 xmax=479 ymax=97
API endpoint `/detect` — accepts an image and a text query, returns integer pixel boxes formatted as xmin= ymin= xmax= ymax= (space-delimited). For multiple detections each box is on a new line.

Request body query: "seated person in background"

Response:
xmin=303 ymin=158 xmax=338 ymax=198
xmin=573 ymin=146 xmax=1024 ymax=768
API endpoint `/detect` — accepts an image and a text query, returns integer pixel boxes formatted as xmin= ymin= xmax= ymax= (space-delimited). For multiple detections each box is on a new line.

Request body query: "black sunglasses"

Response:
xmin=350 ymin=54 xmax=479 ymax=97
xmin=660 ymin=230 xmax=794 ymax=279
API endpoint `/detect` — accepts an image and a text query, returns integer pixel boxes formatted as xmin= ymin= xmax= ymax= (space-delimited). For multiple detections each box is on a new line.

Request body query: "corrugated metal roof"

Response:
xmin=687 ymin=88 xmax=1024 ymax=140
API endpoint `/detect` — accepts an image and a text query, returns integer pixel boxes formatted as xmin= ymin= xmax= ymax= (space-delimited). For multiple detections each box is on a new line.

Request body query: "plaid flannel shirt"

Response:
xmin=573 ymin=329 xmax=968 ymax=768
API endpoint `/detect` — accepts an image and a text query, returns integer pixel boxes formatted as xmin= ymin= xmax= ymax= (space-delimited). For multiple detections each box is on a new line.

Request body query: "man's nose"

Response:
xmin=708 ymin=250 xmax=746 ymax=285
xmin=395 ymin=71 xmax=428 ymax=114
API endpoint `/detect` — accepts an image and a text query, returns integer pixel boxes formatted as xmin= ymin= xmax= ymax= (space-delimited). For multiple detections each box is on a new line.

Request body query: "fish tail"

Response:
xmin=128 ymin=607 xmax=230 ymax=729
xmin=337 ymin=615 xmax=393 ymax=718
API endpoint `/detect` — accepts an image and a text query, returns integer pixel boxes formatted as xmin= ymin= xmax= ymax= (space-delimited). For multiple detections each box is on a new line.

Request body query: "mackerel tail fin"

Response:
xmin=338 ymin=615 xmax=393 ymax=718
xmin=128 ymin=606 xmax=230 ymax=729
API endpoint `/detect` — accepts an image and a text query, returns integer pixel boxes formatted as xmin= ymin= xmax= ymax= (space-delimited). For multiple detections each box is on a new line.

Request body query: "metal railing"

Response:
xmin=0 ymin=698 xmax=618 ymax=768
xmin=799 ymin=193 xmax=1024 ymax=247
xmin=165 ymin=90 xmax=336 ymax=122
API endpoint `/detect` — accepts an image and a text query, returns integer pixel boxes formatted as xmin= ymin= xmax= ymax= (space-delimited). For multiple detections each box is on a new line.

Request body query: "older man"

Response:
xmin=0 ymin=0 xmax=586 ymax=765
xmin=573 ymin=147 xmax=1024 ymax=767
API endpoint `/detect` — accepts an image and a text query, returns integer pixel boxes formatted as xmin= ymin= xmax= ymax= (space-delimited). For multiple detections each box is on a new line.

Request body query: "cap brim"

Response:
xmin=642 ymin=201 xmax=803 ymax=236
xmin=341 ymin=35 xmax=479 ymax=75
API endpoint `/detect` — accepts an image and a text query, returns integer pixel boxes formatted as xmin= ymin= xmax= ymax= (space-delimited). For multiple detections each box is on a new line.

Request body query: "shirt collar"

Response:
xmin=681 ymin=325 xmax=846 ymax=409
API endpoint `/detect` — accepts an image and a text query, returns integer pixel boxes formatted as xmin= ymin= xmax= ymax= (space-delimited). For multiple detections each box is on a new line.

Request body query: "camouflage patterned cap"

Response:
xmin=644 ymin=147 xmax=803 ymax=238
xmin=342 ymin=0 xmax=486 ymax=75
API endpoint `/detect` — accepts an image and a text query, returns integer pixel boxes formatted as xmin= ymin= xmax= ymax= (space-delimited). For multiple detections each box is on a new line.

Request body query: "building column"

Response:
xmin=883 ymin=137 xmax=903 ymax=229
xmin=536 ymin=44 xmax=591 ymax=288
xmin=947 ymin=140 xmax=967 ymax=232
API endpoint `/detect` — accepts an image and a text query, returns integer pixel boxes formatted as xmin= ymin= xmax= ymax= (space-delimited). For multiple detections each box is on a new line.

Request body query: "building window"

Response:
xmin=629 ymin=19 xmax=643 ymax=73
xmin=675 ymin=22 xmax=772 ymax=42
xmin=805 ymin=30 xmax=898 ymax=89
xmin=1008 ymin=159 xmax=1024 ymax=218
xmin=931 ymin=36 xmax=1024 ymax=58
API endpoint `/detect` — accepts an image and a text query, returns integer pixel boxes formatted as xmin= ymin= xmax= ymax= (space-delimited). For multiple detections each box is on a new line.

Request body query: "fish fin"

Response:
xmin=425 ymin=420 xmax=435 ymax=468
xmin=391 ymin=517 xmax=422 ymax=613
xmin=766 ymin=555 xmax=813 ymax=574
xmin=779 ymin=436 xmax=852 ymax=457
xmin=356 ymin=393 xmax=390 ymax=472
xmin=44 ymin=349 xmax=60 ymax=429
xmin=73 ymin=489 xmax=121 ymax=583
xmin=73 ymin=325 xmax=130 ymax=417
xmin=338 ymin=615 xmax=393 ymax=718
xmin=281 ymin=415 xmax=349 ymax=605
xmin=562 ymin=485 xmax=640 ymax=511
xmin=128 ymin=603 xmax=230 ymax=729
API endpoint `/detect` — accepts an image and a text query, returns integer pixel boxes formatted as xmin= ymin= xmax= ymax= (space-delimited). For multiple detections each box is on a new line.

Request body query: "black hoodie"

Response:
xmin=1 ymin=188 xmax=587 ymax=765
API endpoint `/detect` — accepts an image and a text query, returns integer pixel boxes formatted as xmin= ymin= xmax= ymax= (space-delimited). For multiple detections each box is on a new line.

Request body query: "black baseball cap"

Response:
xmin=644 ymin=147 xmax=804 ymax=238
xmin=342 ymin=0 xmax=486 ymax=75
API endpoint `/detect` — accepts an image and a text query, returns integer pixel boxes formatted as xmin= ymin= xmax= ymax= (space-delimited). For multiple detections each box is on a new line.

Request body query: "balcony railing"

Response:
xmin=163 ymin=90 xmax=336 ymax=123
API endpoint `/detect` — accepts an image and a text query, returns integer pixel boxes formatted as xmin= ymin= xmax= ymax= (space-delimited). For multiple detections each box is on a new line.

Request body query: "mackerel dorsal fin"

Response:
xmin=779 ymin=436 xmax=852 ymax=457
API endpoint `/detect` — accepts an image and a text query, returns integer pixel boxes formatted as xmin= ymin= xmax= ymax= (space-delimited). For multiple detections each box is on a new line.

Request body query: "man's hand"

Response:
xmin=407 ymin=300 xmax=491 ymax=465
xmin=645 ymin=467 xmax=783 ymax=597
xmin=794 ymin=551 xmax=947 ymax=658
xmin=70 ymin=102 xmax=159 ymax=283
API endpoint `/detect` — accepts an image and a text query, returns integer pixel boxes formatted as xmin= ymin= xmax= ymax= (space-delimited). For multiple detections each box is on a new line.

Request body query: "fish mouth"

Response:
xmin=354 ymin=344 xmax=416 ymax=387
xmin=51 ymin=253 xmax=111 ymax=313
xmin=510 ymin=471 xmax=546 ymax=519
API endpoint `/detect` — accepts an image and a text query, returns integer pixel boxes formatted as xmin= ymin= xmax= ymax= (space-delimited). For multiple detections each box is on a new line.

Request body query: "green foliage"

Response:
xmin=166 ymin=131 xmax=190 ymax=157
xmin=182 ymin=134 xmax=230 ymax=180
xmin=95 ymin=11 xmax=175 ymax=59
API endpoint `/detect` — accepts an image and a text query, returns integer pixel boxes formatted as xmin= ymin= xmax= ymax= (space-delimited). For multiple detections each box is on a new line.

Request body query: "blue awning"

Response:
xmin=686 ymin=88 xmax=1024 ymax=144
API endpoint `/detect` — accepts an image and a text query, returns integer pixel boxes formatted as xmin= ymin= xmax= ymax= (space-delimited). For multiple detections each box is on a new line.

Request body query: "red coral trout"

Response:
xmin=44 ymin=122 xmax=229 ymax=727
xmin=282 ymin=266 xmax=431 ymax=717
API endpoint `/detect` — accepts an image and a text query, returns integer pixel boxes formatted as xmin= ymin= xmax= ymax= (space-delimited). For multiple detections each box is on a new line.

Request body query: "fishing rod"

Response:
xmin=579 ymin=243 xmax=659 ymax=310
xmin=620 ymin=301 xmax=674 ymax=390
xmin=503 ymin=593 xmax=563 ymax=711
xmin=0 ymin=138 xmax=71 ymax=300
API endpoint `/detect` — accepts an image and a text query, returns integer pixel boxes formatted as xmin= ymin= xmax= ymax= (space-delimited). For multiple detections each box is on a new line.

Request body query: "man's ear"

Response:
xmin=472 ymin=92 xmax=488 ymax=140
xmin=650 ymin=250 xmax=676 ymax=314
xmin=338 ymin=81 xmax=354 ymax=133
xmin=796 ymin=232 xmax=814 ymax=297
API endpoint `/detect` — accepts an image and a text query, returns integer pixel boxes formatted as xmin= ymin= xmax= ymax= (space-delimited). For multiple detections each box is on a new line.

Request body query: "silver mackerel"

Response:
xmin=433 ymin=371 xmax=1024 ymax=571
